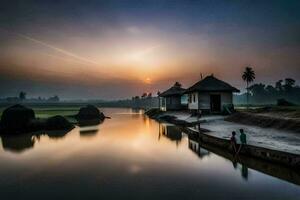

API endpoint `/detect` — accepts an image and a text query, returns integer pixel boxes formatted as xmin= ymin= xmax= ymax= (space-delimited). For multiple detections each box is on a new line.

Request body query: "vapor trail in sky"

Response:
xmin=16 ymin=33 xmax=99 ymax=66
xmin=0 ymin=28 xmax=99 ymax=66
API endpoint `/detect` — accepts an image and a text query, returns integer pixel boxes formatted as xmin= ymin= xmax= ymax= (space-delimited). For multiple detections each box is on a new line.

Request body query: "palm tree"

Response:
xmin=242 ymin=67 xmax=255 ymax=109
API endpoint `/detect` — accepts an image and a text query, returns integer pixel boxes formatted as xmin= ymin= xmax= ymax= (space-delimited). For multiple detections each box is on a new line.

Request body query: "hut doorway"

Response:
xmin=210 ymin=94 xmax=221 ymax=112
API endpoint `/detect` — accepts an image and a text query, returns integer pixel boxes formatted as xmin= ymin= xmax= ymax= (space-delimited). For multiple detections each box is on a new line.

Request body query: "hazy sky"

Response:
xmin=0 ymin=0 xmax=299 ymax=99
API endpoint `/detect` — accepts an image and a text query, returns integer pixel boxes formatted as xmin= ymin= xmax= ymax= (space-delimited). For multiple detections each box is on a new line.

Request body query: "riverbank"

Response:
xmin=227 ymin=107 xmax=300 ymax=133
xmin=146 ymin=109 xmax=300 ymax=155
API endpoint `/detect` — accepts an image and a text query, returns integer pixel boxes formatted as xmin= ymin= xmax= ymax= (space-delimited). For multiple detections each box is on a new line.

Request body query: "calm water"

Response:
xmin=1 ymin=108 xmax=300 ymax=200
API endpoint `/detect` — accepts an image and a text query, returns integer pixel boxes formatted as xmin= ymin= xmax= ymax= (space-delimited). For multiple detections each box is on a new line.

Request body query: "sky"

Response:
xmin=0 ymin=0 xmax=299 ymax=100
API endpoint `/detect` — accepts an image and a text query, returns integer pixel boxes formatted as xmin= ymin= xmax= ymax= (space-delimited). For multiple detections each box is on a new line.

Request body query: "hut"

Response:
xmin=185 ymin=75 xmax=240 ymax=113
xmin=159 ymin=82 xmax=186 ymax=111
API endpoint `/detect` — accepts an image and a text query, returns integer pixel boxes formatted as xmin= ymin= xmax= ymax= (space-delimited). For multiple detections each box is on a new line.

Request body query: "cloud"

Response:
xmin=126 ymin=26 xmax=142 ymax=35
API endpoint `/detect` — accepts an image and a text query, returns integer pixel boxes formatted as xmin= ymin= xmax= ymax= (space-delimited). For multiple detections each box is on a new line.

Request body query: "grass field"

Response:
xmin=0 ymin=104 xmax=82 ymax=118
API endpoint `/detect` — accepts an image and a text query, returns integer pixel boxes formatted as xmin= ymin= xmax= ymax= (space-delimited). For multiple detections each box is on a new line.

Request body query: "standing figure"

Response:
xmin=237 ymin=129 xmax=247 ymax=154
xmin=230 ymin=131 xmax=237 ymax=153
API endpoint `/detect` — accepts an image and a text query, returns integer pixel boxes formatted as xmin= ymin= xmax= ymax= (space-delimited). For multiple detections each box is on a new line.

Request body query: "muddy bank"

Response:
xmin=145 ymin=108 xmax=188 ymax=125
xmin=186 ymin=128 xmax=300 ymax=168
xmin=145 ymin=108 xmax=209 ymax=131
xmin=226 ymin=112 xmax=300 ymax=133
xmin=188 ymin=134 xmax=300 ymax=186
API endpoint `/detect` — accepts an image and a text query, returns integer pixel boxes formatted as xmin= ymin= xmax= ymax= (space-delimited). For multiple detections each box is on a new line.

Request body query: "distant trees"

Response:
xmin=235 ymin=78 xmax=300 ymax=105
xmin=47 ymin=95 xmax=59 ymax=102
xmin=242 ymin=67 xmax=255 ymax=108
xmin=2 ymin=92 xmax=60 ymax=103
xmin=141 ymin=93 xmax=148 ymax=98
xmin=19 ymin=91 xmax=26 ymax=101
xmin=284 ymin=78 xmax=295 ymax=92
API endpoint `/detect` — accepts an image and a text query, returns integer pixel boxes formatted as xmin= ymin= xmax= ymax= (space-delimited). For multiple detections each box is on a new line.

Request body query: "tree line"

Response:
xmin=237 ymin=75 xmax=300 ymax=105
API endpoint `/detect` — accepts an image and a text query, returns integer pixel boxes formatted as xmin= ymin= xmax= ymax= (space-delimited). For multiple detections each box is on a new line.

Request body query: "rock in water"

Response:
xmin=76 ymin=105 xmax=105 ymax=120
xmin=0 ymin=104 xmax=35 ymax=133
xmin=45 ymin=115 xmax=74 ymax=130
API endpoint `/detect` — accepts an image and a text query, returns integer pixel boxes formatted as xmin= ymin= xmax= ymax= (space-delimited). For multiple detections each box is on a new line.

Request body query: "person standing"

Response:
xmin=230 ymin=131 xmax=237 ymax=153
xmin=237 ymin=129 xmax=247 ymax=154
xmin=240 ymin=129 xmax=247 ymax=145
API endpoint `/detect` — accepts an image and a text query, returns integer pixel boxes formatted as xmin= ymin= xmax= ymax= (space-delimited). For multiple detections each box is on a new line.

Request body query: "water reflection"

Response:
xmin=0 ymin=108 xmax=300 ymax=199
xmin=188 ymin=137 xmax=210 ymax=159
xmin=78 ymin=119 xmax=102 ymax=137
xmin=187 ymin=133 xmax=300 ymax=185
xmin=158 ymin=123 xmax=183 ymax=146
xmin=0 ymin=129 xmax=70 ymax=153
xmin=0 ymin=134 xmax=35 ymax=153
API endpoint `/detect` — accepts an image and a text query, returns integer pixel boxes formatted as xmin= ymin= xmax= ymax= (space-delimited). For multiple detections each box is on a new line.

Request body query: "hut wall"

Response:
xmin=220 ymin=92 xmax=233 ymax=109
xmin=198 ymin=92 xmax=210 ymax=110
xmin=160 ymin=98 xmax=166 ymax=111
xmin=166 ymin=96 xmax=182 ymax=110
xmin=189 ymin=91 xmax=233 ymax=112
xmin=188 ymin=92 xmax=199 ymax=110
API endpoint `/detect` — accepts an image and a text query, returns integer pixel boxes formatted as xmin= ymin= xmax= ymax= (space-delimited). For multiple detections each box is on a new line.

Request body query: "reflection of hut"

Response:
xmin=159 ymin=124 xmax=182 ymax=145
xmin=185 ymin=75 xmax=240 ymax=113
xmin=159 ymin=82 xmax=186 ymax=111
xmin=0 ymin=134 xmax=35 ymax=153
xmin=188 ymin=138 xmax=210 ymax=159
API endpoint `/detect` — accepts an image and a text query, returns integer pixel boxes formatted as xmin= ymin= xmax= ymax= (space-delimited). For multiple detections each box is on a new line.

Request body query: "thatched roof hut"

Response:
xmin=185 ymin=75 xmax=239 ymax=113
xmin=159 ymin=82 xmax=186 ymax=111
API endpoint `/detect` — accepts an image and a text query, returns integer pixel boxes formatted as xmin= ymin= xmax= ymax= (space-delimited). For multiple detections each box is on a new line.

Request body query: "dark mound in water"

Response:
xmin=0 ymin=104 xmax=75 ymax=135
xmin=45 ymin=115 xmax=74 ymax=131
xmin=0 ymin=104 xmax=35 ymax=134
xmin=75 ymin=105 xmax=105 ymax=120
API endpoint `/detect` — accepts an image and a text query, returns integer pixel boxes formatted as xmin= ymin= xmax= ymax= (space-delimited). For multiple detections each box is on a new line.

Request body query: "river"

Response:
xmin=0 ymin=108 xmax=300 ymax=199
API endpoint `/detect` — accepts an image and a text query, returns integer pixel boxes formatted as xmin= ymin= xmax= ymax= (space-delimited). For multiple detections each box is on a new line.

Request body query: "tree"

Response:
xmin=19 ymin=91 xmax=26 ymax=101
xmin=285 ymin=78 xmax=295 ymax=87
xmin=242 ymin=66 xmax=255 ymax=108
xmin=248 ymin=83 xmax=266 ymax=103
xmin=284 ymin=78 xmax=296 ymax=92
xmin=265 ymin=85 xmax=277 ymax=99
xmin=141 ymin=93 xmax=147 ymax=98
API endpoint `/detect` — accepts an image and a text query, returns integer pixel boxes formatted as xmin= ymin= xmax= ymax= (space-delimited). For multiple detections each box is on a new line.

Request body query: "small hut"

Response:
xmin=185 ymin=75 xmax=240 ymax=113
xmin=159 ymin=82 xmax=186 ymax=111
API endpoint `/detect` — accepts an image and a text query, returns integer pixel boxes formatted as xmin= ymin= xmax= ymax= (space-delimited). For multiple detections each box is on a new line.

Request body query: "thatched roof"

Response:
xmin=185 ymin=75 xmax=240 ymax=93
xmin=159 ymin=82 xmax=186 ymax=97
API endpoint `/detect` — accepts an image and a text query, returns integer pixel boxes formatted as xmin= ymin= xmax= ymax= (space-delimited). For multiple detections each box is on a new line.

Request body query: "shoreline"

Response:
xmin=146 ymin=108 xmax=300 ymax=167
